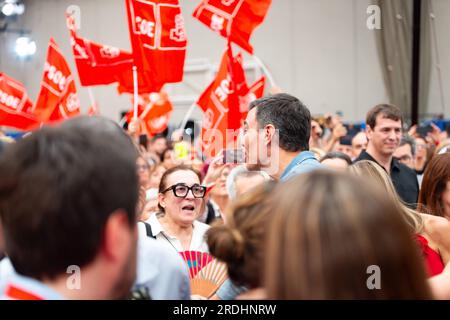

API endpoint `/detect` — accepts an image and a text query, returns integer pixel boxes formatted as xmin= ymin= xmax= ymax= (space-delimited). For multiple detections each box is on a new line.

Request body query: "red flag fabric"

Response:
xmin=67 ymin=14 xmax=160 ymax=93
xmin=126 ymin=91 xmax=173 ymax=136
xmin=196 ymin=46 xmax=249 ymax=158
xmin=0 ymin=73 xmax=39 ymax=131
xmin=238 ymin=75 xmax=265 ymax=120
xmin=116 ymin=69 xmax=163 ymax=95
xmin=192 ymin=0 xmax=272 ymax=54
xmin=125 ymin=0 xmax=187 ymax=85
xmin=66 ymin=14 xmax=134 ymax=86
xmin=34 ymin=38 xmax=80 ymax=122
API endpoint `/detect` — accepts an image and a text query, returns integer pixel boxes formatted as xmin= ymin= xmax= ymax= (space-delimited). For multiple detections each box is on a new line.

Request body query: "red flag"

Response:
xmin=196 ymin=46 xmax=248 ymax=158
xmin=66 ymin=14 xmax=160 ymax=93
xmin=0 ymin=73 xmax=39 ymax=131
xmin=238 ymin=75 xmax=265 ymax=120
xmin=34 ymin=38 xmax=80 ymax=122
xmin=66 ymin=14 xmax=134 ymax=86
xmin=193 ymin=0 xmax=272 ymax=54
xmin=116 ymin=69 xmax=163 ymax=95
xmin=125 ymin=0 xmax=187 ymax=85
xmin=126 ymin=91 xmax=173 ymax=136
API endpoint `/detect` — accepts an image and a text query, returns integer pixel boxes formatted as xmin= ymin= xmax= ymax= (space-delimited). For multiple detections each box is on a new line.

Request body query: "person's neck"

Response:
xmin=415 ymin=157 xmax=426 ymax=171
xmin=210 ymin=195 xmax=228 ymax=215
xmin=269 ymin=149 xmax=303 ymax=180
xmin=366 ymin=144 xmax=392 ymax=173
xmin=42 ymin=265 xmax=114 ymax=299
xmin=159 ymin=214 xmax=193 ymax=237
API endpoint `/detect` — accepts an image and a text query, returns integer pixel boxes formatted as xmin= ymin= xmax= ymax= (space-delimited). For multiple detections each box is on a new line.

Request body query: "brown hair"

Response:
xmin=349 ymin=160 xmax=423 ymax=233
xmin=265 ymin=170 xmax=431 ymax=299
xmin=157 ymin=165 xmax=202 ymax=213
xmin=206 ymin=182 xmax=275 ymax=289
xmin=366 ymin=104 xmax=403 ymax=129
xmin=418 ymin=153 xmax=450 ymax=218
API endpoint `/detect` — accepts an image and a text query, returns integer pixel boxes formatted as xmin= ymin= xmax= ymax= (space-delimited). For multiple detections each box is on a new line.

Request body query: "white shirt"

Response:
xmin=146 ymin=213 xmax=210 ymax=253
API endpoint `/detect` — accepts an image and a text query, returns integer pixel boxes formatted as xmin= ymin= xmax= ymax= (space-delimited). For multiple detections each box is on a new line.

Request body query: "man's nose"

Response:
xmin=388 ymin=130 xmax=397 ymax=140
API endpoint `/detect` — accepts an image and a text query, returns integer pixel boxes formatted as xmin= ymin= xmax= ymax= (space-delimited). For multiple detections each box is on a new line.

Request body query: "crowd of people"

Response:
xmin=0 ymin=92 xmax=449 ymax=300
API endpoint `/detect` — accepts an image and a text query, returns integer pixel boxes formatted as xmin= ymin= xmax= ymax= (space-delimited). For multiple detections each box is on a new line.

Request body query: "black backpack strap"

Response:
xmin=141 ymin=222 xmax=156 ymax=239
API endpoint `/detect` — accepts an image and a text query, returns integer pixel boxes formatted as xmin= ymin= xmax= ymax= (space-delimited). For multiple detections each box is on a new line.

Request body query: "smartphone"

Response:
xmin=222 ymin=149 xmax=244 ymax=164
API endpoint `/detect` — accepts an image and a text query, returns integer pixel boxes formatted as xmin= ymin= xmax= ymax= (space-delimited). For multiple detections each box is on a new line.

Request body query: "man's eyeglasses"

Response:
xmin=162 ymin=183 xmax=207 ymax=198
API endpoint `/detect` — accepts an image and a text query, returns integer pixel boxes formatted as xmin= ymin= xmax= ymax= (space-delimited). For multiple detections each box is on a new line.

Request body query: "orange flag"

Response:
xmin=34 ymin=38 xmax=80 ymax=122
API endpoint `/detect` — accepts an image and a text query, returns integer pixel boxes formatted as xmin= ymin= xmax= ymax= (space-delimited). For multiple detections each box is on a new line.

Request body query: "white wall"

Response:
xmin=7 ymin=0 xmax=438 ymax=126
xmin=427 ymin=0 xmax=450 ymax=119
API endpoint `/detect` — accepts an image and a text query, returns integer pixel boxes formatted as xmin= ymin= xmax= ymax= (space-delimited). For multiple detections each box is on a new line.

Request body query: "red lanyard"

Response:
xmin=5 ymin=284 xmax=44 ymax=300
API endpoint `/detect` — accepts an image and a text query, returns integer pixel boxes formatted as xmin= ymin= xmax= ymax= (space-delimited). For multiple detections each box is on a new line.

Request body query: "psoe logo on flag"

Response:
xmin=135 ymin=16 xmax=156 ymax=39
xmin=100 ymin=45 xmax=121 ymax=58
xmin=65 ymin=93 xmax=80 ymax=113
xmin=170 ymin=14 xmax=187 ymax=42
xmin=44 ymin=62 xmax=67 ymax=91
xmin=0 ymin=90 xmax=21 ymax=109
xmin=70 ymin=38 xmax=89 ymax=59
xmin=214 ymin=75 xmax=233 ymax=103
xmin=211 ymin=14 xmax=225 ymax=33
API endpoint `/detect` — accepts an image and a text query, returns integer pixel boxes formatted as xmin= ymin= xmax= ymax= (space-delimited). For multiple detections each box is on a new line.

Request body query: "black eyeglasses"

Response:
xmin=162 ymin=183 xmax=207 ymax=198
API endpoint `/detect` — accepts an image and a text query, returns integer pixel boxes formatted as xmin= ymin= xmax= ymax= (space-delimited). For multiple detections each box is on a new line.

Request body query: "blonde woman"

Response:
xmin=350 ymin=160 xmax=450 ymax=277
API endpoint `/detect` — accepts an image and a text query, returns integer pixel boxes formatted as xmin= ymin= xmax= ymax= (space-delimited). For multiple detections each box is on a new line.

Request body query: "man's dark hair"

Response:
xmin=249 ymin=93 xmax=311 ymax=152
xmin=320 ymin=151 xmax=352 ymax=165
xmin=366 ymin=104 xmax=403 ymax=129
xmin=0 ymin=116 xmax=139 ymax=280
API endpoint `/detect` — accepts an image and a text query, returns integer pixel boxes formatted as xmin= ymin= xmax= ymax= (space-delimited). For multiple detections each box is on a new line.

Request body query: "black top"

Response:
xmin=354 ymin=150 xmax=419 ymax=207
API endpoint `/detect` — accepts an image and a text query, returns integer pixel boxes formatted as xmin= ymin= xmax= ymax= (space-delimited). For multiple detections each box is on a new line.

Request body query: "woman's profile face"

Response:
xmin=211 ymin=166 xmax=230 ymax=197
xmin=159 ymin=170 xmax=204 ymax=226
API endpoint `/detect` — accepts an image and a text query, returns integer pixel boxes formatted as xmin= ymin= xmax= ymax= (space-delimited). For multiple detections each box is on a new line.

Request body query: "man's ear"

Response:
xmin=366 ymin=126 xmax=373 ymax=141
xmin=102 ymin=210 xmax=134 ymax=262
xmin=264 ymin=124 xmax=277 ymax=146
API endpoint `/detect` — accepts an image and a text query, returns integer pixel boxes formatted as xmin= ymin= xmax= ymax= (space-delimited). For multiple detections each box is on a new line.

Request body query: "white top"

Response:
xmin=146 ymin=213 xmax=210 ymax=253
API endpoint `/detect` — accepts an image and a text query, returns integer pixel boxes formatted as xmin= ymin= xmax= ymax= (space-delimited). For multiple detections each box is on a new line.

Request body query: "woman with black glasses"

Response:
xmin=143 ymin=165 xmax=210 ymax=253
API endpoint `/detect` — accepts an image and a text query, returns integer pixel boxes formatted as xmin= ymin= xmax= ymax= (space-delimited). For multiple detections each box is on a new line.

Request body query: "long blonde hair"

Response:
xmin=349 ymin=160 xmax=424 ymax=233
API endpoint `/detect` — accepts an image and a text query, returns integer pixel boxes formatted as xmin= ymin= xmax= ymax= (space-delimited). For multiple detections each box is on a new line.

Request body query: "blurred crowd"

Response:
xmin=0 ymin=93 xmax=449 ymax=300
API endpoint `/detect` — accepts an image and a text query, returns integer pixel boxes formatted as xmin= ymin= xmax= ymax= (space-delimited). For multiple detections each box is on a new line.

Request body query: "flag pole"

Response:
xmin=132 ymin=66 xmax=139 ymax=121
xmin=252 ymin=55 xmax=276 ymax=88
xmin=87 ymin=87 xmax=98 ymax=114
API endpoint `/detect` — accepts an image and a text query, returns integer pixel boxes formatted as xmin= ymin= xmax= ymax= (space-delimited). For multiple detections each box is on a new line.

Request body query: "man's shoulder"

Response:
xmin=283 ymin=156 xmax=323 ymax=181
xmin=353 ymin=150 xmax=372 ymax=163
